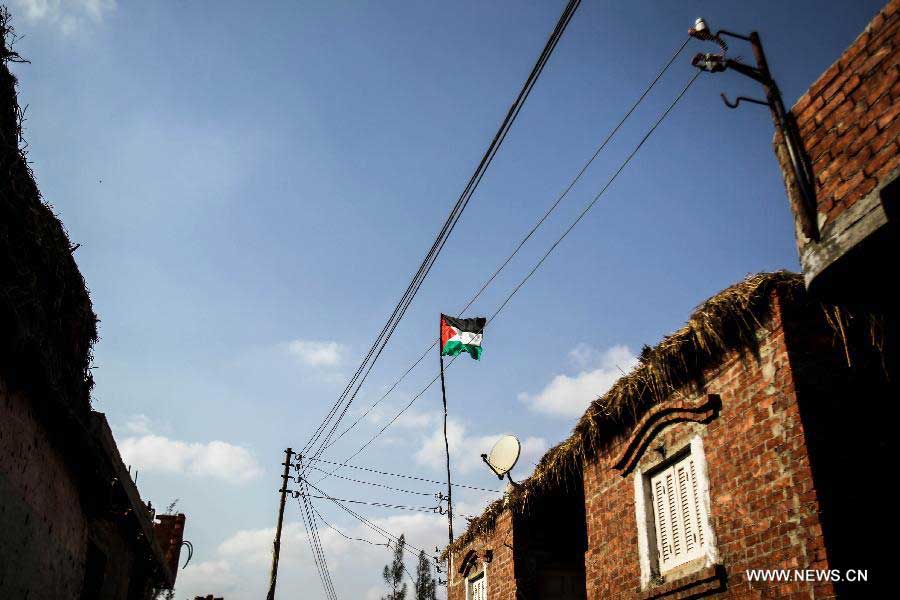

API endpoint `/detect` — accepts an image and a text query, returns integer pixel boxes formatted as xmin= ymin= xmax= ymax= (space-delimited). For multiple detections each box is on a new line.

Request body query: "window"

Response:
xmin=634 ymin=435 xmax=717 ymax=586
xmin=467 ymin=572 xmax=486 ymax=600
xmin=649 ymin=453 xmax=707 ymax=572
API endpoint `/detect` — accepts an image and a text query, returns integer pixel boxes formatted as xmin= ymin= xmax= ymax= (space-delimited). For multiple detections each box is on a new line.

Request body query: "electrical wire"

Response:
xmin=297 ymin=489 xmax=338 ymax=600
xmin=316 ymin=35 xmax=693 ymax=460
xmin=306 ymin=457 xmax=501 ymax=493
xmin=313 ymin=505 xmax=421 ymax=586
xmin=322 ymin=70 xmax=703 ymax=481
xmin=304 ymin=478 xmax=436 ymax=559
xmin=300 ymin=0 xmax=583 ymax=471
xmin=301 ymin=484 xmax=339 ymax=600
xmin=307 ymin=466 xmax=437 ymax=496
xmin=313 ymin=506 xmax=390 ymax=548
xmin=303 ymin=493 xmax=441 ymax=514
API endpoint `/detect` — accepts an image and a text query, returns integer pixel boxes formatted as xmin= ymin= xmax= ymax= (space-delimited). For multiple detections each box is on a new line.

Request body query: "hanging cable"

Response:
xmin=317 ymin=35 xmax=693 ymax=458
xmin=303 ymin=493 xmax=442 ymax=514
xmin=306 ymin=466 xmax=436 ymax=496
xmin=300 ymin=0 xmax=583 ymax=470
xmin=297 ymin=488 xmax=338 ymax=600
xmin=301 ymin=484 xmax=339 ymax=600
xmin=322 ymin=70 xmax=704 ymax=479
xmin=313 ymin=506 xmax=390 ymax=548
xmin=304 ymin=478 xmax=438 ymax=559
xmin=306 ymin=457 xmax=501 ymax=493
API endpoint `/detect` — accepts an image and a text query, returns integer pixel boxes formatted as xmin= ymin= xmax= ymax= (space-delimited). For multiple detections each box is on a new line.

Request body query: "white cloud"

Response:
xmin=217 ymin=512 xmax=446 ymax=578
xmin=284 ymin=339 xmax=345 ymax=368
xmin=519 ymin=344 xmax=638 ymax=418
xmin=122 ymin=413 xmax=152 ymax=435
xmin=117 ymin=419 xmax=263 ymax=484
xmin=173 ymin=559 xmax=238 ymax=595
xmin=415 ymin=418 xmax=548 ymax=477
xmin=568 ymin=342 xmax=601 ymax=368
xmin=10 ymin=0 xmax=116 ymax=34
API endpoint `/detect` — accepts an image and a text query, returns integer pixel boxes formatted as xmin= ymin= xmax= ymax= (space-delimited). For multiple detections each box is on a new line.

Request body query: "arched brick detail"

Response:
xmin=609 ymin=394 xmax=721 ymax=476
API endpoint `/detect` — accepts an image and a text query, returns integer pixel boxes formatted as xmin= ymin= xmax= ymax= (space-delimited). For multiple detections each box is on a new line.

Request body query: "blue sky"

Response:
xmin=8 ymin=1 xmax=884 ymax=598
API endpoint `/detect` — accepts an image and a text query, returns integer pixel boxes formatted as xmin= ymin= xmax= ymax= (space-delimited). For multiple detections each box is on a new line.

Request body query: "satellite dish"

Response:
xmin=481 ymin=435 xmax=521 ymax=483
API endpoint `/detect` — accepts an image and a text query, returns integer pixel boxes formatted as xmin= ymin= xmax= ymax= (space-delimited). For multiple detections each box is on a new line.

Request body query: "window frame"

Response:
xmin=464 ymin=560 xmax=488 ymax=600
xmin=633 ymin=434 xmax=718 ymax=587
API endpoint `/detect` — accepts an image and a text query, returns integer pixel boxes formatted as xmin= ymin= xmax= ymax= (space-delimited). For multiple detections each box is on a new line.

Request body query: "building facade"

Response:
xmin=449 ymin=3 xmax=896 ymax=598
xmin=774 ymin=0 xmax=898 ymax=300
xmin=448 ymin=273 xmax=890 ymax=599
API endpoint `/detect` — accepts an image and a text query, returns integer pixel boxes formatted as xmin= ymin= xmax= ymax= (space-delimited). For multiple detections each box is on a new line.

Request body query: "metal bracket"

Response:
xmin=720 ymin=93 xmax=771 ymax=109
xmin=181 ymin=540 xmax=194 ymax=569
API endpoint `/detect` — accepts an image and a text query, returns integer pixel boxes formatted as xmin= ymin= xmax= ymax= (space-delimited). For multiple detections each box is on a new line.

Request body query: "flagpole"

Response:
xmin=438 ymin=316 xmax=454 ymax=552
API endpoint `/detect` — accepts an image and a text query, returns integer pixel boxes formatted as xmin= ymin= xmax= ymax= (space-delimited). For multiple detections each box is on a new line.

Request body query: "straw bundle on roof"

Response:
xmin=445 ymin=271 xmax=881 ymax=558
xmin=0 ymin=11 xmax=97 ymax=413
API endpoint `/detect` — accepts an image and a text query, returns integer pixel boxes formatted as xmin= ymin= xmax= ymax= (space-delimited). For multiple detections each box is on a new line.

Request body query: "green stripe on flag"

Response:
xmin=441 ymin=340 xmax=483 ymax=360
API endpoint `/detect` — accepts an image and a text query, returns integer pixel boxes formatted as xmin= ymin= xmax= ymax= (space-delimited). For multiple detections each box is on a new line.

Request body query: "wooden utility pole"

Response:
xmin=266 ymin=447 xmax=294 ymax=600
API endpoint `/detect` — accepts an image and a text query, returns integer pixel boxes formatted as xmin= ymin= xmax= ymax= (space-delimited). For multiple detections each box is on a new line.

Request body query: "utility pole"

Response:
xmin=266 ymin=447 xmax=294 ymax=600
xmin=688 ymin=18 xmax=819 ymax=240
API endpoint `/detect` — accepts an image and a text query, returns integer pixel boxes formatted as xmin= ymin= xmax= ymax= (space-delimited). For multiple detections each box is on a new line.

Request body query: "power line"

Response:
xmin=300 ymin=0 xmax=583 ymax=470
xmin=307 ymin=466 xmax=437 ymax=496
xmin=323 ymin=70 xmax=703 ymax=479
xmin=306 ymin=457 xmax=501 ymax=493
xmin=313 ymin=503 xmax=432 ymax=566
xmin=301 ymin=482 xmax=339 ymax=600
xmin=313 ymin=506 xmax=390 ymax=549
xmin=316 ymin=35 xmax=693 ymax=461
xmin=312 ymin=505 xmax=422 ymax=586
xmin=297 ymin=487 xmax=338 ymax=600
xmin=303 ymin=493 xmax=441 ymax=514
xmin=304 ymin=478 xmax=436 ymax=559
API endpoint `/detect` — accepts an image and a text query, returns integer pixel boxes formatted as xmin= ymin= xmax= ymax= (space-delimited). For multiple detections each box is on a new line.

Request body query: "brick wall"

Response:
xmin=0 ymin=378 xmax=89 ymax=599
xmin=449 ymin=510 xmax=517 ymax=600
xmin=775 ymin=0 xmax=899 ymax=291
xmin=579 ymin=288 xmax=896 ymax=599
xmin=155 ymin=513 xmax=187 ymax=583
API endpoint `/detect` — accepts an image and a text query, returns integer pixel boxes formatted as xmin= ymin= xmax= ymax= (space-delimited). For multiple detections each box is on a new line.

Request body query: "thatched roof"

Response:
xmin=0 ymin=10 xmax=97 ymax=413
xmin=445 ymin=271 xmax=836 ymax=558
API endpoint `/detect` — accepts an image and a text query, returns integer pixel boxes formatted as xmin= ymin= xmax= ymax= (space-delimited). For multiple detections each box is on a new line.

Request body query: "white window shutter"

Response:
xmin=651 ymin=454 xmax=709 ymax=573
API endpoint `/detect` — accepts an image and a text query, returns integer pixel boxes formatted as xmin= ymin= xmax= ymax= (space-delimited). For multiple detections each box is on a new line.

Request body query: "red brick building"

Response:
xmin=447 ymin=273 xmax=890 ymax=599
xmin=774 ymin=0 xmax=898 ymax=300
xmin=448 ymin=3 xmax=896 ymax=598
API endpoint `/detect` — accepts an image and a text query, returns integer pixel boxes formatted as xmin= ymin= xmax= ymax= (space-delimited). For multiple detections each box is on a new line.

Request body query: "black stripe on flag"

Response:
xmin=442 ymin=315 xmax=486 ymax=333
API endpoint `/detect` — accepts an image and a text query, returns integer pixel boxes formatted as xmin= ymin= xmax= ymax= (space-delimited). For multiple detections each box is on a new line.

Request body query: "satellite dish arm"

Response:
xmin=481 ymin=454 xmax=504 ymax=480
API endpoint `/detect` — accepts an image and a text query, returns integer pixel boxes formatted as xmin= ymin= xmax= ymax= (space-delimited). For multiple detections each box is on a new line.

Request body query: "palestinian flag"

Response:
xmin=440 ymin=315 xmax=487 ymax=360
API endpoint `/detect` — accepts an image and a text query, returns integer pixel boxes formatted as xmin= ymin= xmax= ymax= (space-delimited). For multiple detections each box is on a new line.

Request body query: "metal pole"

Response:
xmin=750 ymin=31 xmax=818 ymax=240
xmin=266 ymin=447 xmax=293 ymax=600
xmin=438 ymin=319 xmax=453 ymax=549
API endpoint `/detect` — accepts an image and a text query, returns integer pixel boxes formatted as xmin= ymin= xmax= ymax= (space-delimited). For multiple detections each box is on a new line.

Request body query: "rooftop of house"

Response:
xmin=445 ymin=270 xmax=876 ymax=558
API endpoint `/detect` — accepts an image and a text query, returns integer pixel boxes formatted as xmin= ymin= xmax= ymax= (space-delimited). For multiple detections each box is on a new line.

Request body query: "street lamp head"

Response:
xmin=689 ymin=17 xmax=729 ymax=52
xmin=689 ymin=17 xmax=714 ymax=41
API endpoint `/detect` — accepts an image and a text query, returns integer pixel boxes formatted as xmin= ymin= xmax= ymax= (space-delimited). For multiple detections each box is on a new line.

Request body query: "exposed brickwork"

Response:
xmin=582 ymin=292 xmax=836 ymax=599
xmin=449 ymin=510 xmax=516 ymax=600
xmin=0 ymin=378 xmax=89 ymax=598
xmin=155 ymin=513 xmax=187 ymax=583
xmin=451 ymin=286 xmax=891 ymax=598
xmin=775 ymin=0 xmax=899 ymax=291
xmin=783 ymin=0 xmax=899 ymax=230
